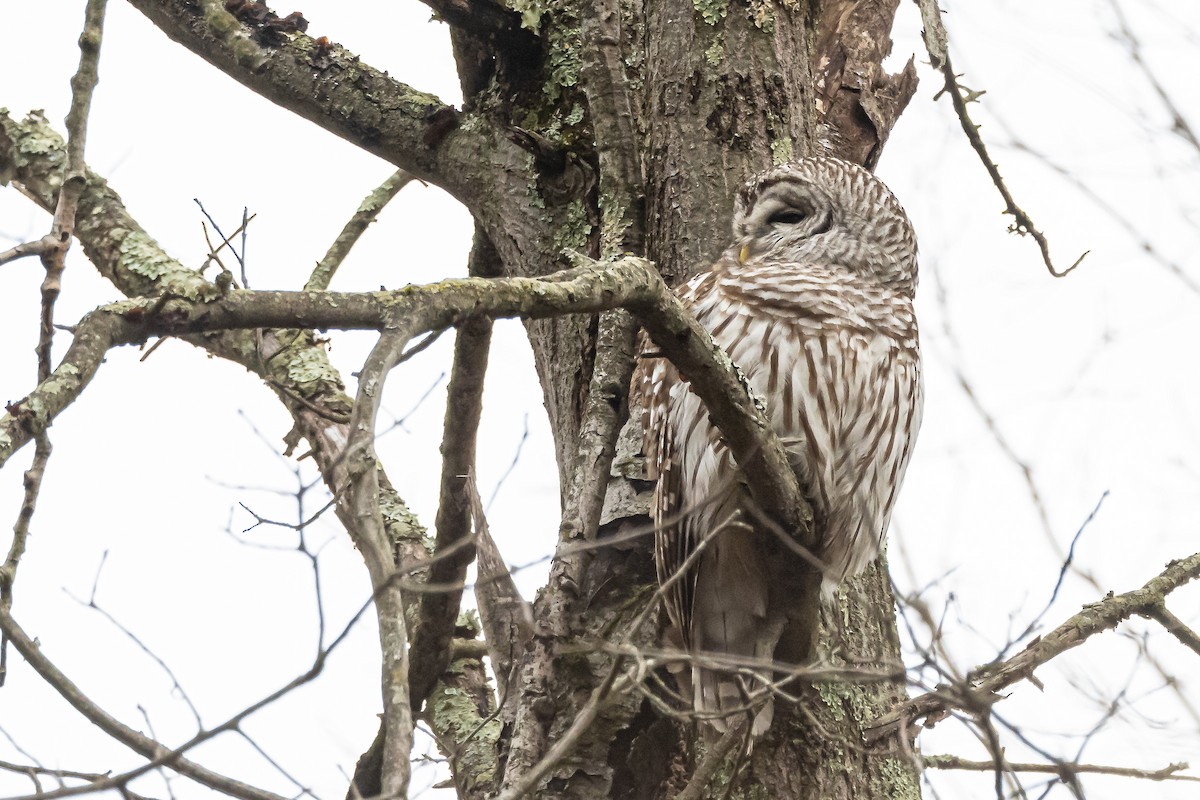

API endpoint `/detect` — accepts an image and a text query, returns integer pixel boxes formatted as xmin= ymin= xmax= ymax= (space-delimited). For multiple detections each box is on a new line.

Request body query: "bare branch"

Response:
xmin=2 ymin=0 xmax=109 ymax=686
xmin=468 ymin=475 xmax=532 ymax=699
xmin=0 ymin=237 xmax=52 ymax=266
xmin=343 ymin=329 xmax=418 ymax=798
xmin=408 ymin=312 xmax=492 ymax=711
xmin=1143 ymin=603 xmax=1200 ymax=658
xmin=0 ymin=604 xmax=287 ymax=800
xmin=923 ymin=753 xmax=1199 ymax=784
xmin=675 ymin=720 xmax=748 ymax=800
xmin=306 ymin=170 xmax=418 ymax=292
xmin=869 ymin=551 xmax=1200 ymax=740
xmin=916 ymin=0 xmax=1087 ymax=277
xmin=1107 ymin=0 xmax=1200 ymax=154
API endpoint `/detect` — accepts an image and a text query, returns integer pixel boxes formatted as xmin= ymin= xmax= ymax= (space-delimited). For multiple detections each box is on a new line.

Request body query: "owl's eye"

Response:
xmin=767 ymin=209 xmax=808 ymax=226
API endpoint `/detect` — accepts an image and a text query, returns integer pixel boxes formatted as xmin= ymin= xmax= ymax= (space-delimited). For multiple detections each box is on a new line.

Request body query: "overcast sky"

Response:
xmin=1 ymin=1 xmax=1198 ymax=798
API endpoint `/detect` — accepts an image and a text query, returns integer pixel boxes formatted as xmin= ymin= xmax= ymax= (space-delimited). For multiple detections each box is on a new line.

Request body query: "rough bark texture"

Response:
xmin=23 ymin=0 xmax=922 ymax=797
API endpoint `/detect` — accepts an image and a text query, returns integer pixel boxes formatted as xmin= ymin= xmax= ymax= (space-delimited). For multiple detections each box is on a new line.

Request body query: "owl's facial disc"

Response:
xmin=738 ymin=189 xmax=833 ymax=261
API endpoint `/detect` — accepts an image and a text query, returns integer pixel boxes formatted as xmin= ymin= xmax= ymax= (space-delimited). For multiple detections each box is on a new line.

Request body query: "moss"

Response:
xmin=693 ymin=0 xmax=728 ymax=26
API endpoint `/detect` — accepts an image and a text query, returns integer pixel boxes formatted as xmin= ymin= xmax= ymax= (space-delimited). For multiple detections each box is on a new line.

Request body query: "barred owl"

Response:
xmin=637 ymin=158 xmax=922 ymax=735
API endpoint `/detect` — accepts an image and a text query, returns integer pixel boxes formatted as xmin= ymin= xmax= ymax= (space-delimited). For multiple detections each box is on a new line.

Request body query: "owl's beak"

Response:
xmin=738 ymin=243 xmax=751 ymax=264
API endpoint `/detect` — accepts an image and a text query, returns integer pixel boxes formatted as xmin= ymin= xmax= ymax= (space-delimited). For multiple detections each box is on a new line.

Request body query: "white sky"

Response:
xmin=1 ymin=1 xmax=1198 ymax=798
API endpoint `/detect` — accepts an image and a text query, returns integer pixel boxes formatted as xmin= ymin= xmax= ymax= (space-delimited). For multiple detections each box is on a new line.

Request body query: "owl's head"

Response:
xmin=731 ymin=158 xmax=917 ymax=294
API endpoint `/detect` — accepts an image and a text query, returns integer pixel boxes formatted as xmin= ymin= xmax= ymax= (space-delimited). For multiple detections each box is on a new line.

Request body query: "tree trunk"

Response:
xmin=458 ymin=1 xmax=921 ymax=797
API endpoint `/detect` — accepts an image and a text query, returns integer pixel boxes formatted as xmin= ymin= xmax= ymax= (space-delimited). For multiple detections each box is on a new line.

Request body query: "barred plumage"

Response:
xmin=637 ymin=158 xmax=922 ymax=735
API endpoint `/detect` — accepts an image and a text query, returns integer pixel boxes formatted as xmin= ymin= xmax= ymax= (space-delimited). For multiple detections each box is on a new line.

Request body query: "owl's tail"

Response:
xmin=688 ymin=518 xmax=784 ymax=739
xmin=686 ymin=514 xmax=824 ymax=739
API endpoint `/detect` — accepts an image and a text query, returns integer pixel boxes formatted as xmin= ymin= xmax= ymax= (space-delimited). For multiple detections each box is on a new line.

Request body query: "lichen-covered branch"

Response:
xmin=580 ymin=0 xmax=644 ymax=255
xmin=869 ymin=551 xmax=1200 ymax=740
xmin=122 ymin=0 xmax=523 ymax=215
xmin=0 ymin=264 xmax=656 ymax=468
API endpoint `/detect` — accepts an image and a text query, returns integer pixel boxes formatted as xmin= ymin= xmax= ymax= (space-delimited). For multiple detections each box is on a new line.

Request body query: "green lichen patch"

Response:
xmin=379 ymin=490 xmax=429 ymax=546
xmin=553 ymin=198 xmax=592 ymax=254
xmin=770 ymin=138 xmax=793 ymax=164
xmin=872 ymin=755 xmax=921 ymax=797
xmin=456 ymin=609 xmax=482 ymax=638
xmin=285 ymin=346 xmax=344 ymax=390
xmin=693 ymin=0 xmax=728 ymax=26
xmin=705 ymin=41 xmax=725 ymax=66
xmin=748 ymin=0 xmax=775 ymax=31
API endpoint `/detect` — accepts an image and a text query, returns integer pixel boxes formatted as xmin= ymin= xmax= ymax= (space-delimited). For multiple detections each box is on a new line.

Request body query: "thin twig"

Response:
xmin=2 ymin=0 xmax=108 ymax=688
xmin=63 ymin=558 xmax=204 ymax=727
xmin=1143 ymin=603 xmax=1200 ymax=657
xmin=1107 ymin=0 xmax=1200 ymax=154
xmin=916 ymin=0 xmax=1087 ymax=277
xmin=0 ymin=604 xmax=288 ymax=800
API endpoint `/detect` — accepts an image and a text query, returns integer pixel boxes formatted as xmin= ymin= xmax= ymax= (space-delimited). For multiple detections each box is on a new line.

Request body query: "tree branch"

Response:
xmin=0 ymin=604 xmax=287 ymax=800
xmin=923 ymin=754 xmax=1199 ymax=783
xmin=468 ymin=476 xmax=532 ymax=700
xmin=1143 ymin=602 xmax=1200 ymax=658
xmin=407 ymin=315 xmax=491 ymax=712
xmin=916 ymin=0 xmax=1086 ymax=277
xmin=305 ymin=169 xmax=418 ymax=292
xmin=122 ymin=0 xmax=516 ymax=208
xmin=579 ymin=0 xmax=644 ymax=255
xmin=868 ymin=551 xmax=1200 ymax=740
xmin=417 ymin=0 xmax=536 ymax=55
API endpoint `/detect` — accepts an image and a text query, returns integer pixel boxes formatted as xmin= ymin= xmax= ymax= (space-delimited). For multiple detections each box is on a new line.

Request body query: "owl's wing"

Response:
xmin=635 ymin=336 xmax=698 ymax=647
